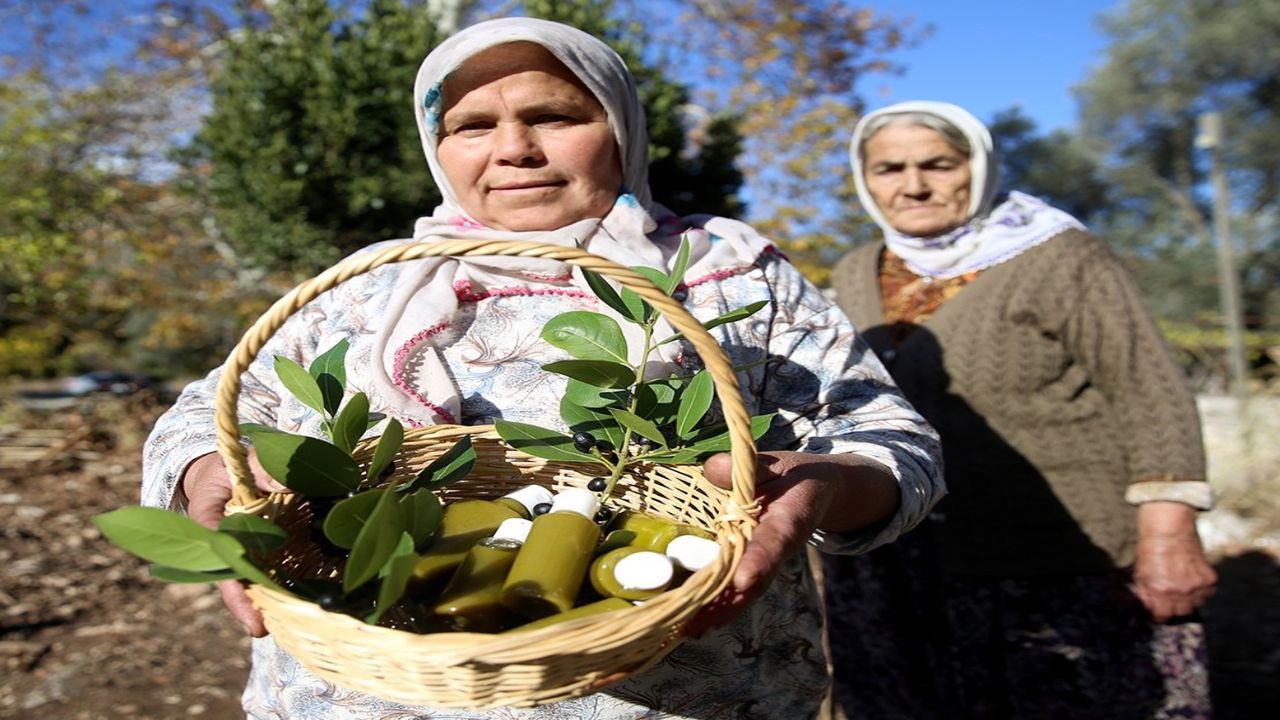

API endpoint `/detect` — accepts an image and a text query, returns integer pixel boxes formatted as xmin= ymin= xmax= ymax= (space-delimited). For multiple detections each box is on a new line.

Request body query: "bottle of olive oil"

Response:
xmin=409 ymin=485 xmax=553 ymax=596
xmin=589 ymin=546 xmax=675 ymax=601
xmin=500 ymin=487 xmax=601 ymax=619
xmin=431 ymin=517 xmax=532 ymax=632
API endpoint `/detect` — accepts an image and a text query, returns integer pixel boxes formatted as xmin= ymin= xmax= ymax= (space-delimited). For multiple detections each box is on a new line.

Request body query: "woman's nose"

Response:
xmin=494 ymin=123 xmax=543 ymax=166
xmin=902 ymin=167 xmax=928 ymax=196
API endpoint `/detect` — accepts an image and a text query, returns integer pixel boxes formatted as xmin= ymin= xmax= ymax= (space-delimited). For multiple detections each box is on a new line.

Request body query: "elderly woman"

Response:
xmin=142 ymin=19 xmax=942 ymax=719
xmin=824 ymin=100 xmax=1217 ymax=719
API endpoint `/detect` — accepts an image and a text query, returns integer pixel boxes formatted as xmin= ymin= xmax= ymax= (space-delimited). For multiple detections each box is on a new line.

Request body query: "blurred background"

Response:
xmin=1 ymin=1 xmax=1276 ymax=718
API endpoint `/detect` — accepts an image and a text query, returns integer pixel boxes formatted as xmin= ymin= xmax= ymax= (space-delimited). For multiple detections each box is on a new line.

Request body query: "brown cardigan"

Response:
xmin=832 ymin=230 xmax=1206 ymax=575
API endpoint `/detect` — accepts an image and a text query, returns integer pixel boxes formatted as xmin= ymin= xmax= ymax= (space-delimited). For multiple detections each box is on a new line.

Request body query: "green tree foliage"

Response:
xmin=987 ymin=107 xmax=1111 ymax=224
xmin=1075 ymin=0 xmax=1280 ymax=334
xmin=191 ymin=0 xmax=446 ymax=275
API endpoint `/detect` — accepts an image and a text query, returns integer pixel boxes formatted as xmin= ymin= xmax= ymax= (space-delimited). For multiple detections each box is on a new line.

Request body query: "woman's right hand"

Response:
xmin=181 ymin=451 xmax=284 ymax=637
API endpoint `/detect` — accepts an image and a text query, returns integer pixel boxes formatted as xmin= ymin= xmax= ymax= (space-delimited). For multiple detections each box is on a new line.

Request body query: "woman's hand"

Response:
xmin=181 ymin=451 xmax=284 ymax=638
xmin=687 ymin=451 xmax=898 ymax=634
xmin=1131 ymin=501 xmax=1217 ymax=622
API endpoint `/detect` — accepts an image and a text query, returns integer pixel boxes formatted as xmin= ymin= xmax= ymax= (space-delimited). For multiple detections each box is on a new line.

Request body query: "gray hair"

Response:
xmin=857 ymin=111 xmax=971 ymax=159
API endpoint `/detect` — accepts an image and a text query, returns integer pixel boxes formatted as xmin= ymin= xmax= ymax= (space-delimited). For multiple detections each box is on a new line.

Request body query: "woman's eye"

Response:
xmin=535 ymin=114 xmax=576 ymax=126
xmin=445 ymin=121 xmax=492 ymax=136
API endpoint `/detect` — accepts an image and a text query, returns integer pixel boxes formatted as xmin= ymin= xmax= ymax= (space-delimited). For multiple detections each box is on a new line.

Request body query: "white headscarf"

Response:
xmin=368 ymin=17 xmax=773 ymax=426
xmin=850 ymin=100 xmax=1085 ymax=279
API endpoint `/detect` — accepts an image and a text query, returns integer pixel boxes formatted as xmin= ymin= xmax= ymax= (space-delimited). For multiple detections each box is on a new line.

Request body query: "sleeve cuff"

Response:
xmin=1124 ymin=479 xmax=1215 ymax=511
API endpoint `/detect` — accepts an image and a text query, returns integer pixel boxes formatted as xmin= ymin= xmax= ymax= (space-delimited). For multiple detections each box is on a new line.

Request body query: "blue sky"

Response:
xmin=866 ymin=0 xmax=1123 ymax=132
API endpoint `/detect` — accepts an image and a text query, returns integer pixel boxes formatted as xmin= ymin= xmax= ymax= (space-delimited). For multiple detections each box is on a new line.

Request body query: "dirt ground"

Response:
xmin=2 ymin=393 xmax=1278 ymax=719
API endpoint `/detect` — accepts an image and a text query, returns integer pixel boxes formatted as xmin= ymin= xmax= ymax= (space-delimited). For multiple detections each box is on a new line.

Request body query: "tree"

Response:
xmin=987 ymin=107 xmax=1111 ymax=224
xmin=1075 ymin=0 xmax=1280 ymax=334
xmin=190 ymin=0 xmax=446 ymax=275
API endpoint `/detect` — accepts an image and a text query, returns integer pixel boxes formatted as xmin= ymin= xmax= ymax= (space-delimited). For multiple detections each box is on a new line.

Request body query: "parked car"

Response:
xmin=61 ymin=371 xmax=155 ymax=397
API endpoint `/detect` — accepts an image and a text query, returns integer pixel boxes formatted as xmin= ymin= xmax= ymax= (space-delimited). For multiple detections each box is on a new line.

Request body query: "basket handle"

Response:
xmin=213 ymin=238 xmax=758 ymax=519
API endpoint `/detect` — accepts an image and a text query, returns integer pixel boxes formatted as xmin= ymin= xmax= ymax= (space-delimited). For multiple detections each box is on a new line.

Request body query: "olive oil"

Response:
xmin=500 ymin=487 xmax=601 ymax=619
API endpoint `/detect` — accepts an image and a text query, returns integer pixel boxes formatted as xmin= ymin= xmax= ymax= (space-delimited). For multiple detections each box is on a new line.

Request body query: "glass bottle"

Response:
xmin=431 ymin=517 xmax=532 ymax=633
xmin=589 ymin=546 xmax=674 ymax=601
xmin=500 ymin=487 xmax=601 ymax=619
xmin=408 ymin=484 xmax=553 ymax=596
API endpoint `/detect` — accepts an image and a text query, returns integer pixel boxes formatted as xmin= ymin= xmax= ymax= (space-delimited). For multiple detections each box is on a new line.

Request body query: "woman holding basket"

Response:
xmin=142 ymin=17 xmax=943 ymax=718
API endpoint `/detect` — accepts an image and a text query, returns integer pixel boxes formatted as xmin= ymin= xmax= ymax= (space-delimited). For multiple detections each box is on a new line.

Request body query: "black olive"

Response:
xmin=533 ymin=502 xmax=552 ymax=516
xmin=572 ymin=431 xmax=597 ymax=452
xmin=594 ymin=506 xmax=614 ymax=523
xmin=587 ymin=477 xmax=608 ymax=492
xmin=317 ymin=592 xmax=343 ymax=611
xmin=672 ymin=288 xmax=689 ymax=302
xmin=380 ymin=459 xmax=397 ymax=479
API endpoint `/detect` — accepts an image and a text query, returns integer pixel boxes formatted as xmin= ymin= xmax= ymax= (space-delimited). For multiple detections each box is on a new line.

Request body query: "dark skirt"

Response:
xmin=821 ymin=530 xmax=1211 ymax=720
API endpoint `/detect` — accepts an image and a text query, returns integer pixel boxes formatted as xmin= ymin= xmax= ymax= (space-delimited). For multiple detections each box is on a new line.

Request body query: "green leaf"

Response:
xmin=678 ymin=413 xmax=777 ymax=457
xmin=494 ymin=420 xmax=597 ymax=463
xmin=331 ymin=392 xmax=370 ymax=454
xmin=632 ymin=266 xmax=672 ymax=295
xmin=399 ymin=488 xmax=443 ymax=549
xmin=241 ymin=425 xmax=362 ymax=497
xmin=208 ymin=534 xmax=289 ymax=596
xmin=275 ymin=356 xmax=327 ymax=417
xmin=365 ymin=417 xmax=403 ymax=484
xmin=365 ymin=412 xmax=387 ymax=432
xmin=608 ymin=408 xmax=667 ymax=447
xmin=343 ymin=489 xmax=406 ymax=592
xmin=323 ymin=490 xmax=384 ymax=549
xmin=218 ymin=513 xmax=288 ymax=555
xmin=367 ymin=533 xmax=417 ymax=624
xmin=401 ymin=435 xmax=475 ymax=492
xmin=594 ymin=529 xmax=638 ymax=557
xmin=560 ymin=397 xmax=626 ymax=451
xmin=702 ymin=300 xmax=770 ymax=331
xmin=619 ymin=287 xmax=652 ymax=323
xmin=666 ymin=237 xmax=691 ymax=295
xmin=541 ymin=311 xmax=630 ymax=364
xmin=308 ymin=339 xmax=350 ymax=415
xmin=149 ymin=565 xmax=242 ymax=584
xmin=582 ymin=268 xmax=640 ymax=322
xmin=676 ymin=370 xmax=715 ymax=439
xmin=634 ymin=379 xmax=682 ymax=427
xmin=542 ymin=359 xmax=635 ymax=388
xmin=92 ymin=507 xmax=229 ymax=572
xmin=564 ymin=378 xmax=628 ymax=409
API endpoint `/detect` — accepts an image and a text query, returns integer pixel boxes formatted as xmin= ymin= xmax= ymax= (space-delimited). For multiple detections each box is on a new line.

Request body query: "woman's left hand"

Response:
xmin=686 ymin=450 xmax=898 ymax=634
xmin=1132 ymin=501 xmax=1218 ymax=622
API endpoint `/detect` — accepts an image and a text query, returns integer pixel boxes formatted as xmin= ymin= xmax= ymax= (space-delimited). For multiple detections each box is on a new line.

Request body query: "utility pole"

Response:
xmin=1195 ymin=111 xmax=1250 ymax=401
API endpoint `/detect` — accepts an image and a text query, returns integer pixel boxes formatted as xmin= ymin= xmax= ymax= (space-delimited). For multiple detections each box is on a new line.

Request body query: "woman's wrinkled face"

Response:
xmin=436 ymin=43 xmax=623 ymax=232
xmin=862 ymin=123 xmax=972 ymax=237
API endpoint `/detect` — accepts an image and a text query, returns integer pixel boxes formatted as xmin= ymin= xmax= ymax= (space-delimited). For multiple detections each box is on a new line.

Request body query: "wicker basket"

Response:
xmin=213 ymin=239 xmax=760 ymax=709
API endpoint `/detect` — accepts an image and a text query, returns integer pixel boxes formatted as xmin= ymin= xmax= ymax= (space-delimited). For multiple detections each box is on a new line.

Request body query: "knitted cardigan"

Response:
xmin=832 ymin=230 xmax=1207 ymax=575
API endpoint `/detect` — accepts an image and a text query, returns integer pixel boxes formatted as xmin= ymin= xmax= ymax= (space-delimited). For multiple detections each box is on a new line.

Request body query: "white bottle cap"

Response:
xmin=504 ymin=485 xmax=555 ymax=515
xmin=666 ymin=535 xmax=720 ymax=572
xmin=492 ymin=518 xmax=533 ymax=544
xmin=549 ymin=487 xmax=600 ymax=518
xmin=614 ymin=551 xmax=674 ymax=591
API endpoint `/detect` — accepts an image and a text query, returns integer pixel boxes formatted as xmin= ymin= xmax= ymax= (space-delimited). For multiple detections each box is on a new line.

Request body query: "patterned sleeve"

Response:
xmin=753 ymin=254 xmax=945 ymax=554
